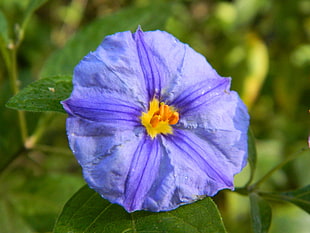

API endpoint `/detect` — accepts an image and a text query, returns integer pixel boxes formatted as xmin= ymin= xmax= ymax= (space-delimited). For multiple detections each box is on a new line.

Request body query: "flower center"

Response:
xmin=141 ymin=98 xmax=179 ymax=139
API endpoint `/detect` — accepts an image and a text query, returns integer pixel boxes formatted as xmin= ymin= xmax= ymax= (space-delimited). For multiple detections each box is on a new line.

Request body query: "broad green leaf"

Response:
xmin=249 ymin=193 xmax=272 ymax=233
xmin=271 ymin=185 xmax=310 ymax=214
xmin=246 ymin=128 xmax=257 ymax=186
xmin=6 ymin=76 xmax=72 ymax=113
xmin=41 ymin=2 xmax=171 ymax=78
xmin=54 ymin=185 xmax=227 ymax=233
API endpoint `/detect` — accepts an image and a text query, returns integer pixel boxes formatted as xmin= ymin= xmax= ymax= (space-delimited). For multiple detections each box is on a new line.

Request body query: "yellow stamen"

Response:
xmin=150 ymin=115 xmax=160 ymax=128
xmin=141 ymin=98 xmax=179 ymax=139
xmin=168 ymin=112 xmax=179 ymax=125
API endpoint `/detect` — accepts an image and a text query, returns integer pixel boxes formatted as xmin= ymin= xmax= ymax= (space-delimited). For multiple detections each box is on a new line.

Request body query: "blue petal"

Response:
xmin=165 ymin=129 xmax=234 ymax=191
xmin=170 ymin=77 xmax=231 ymax=115
xmin=179 ymin=90 xmax=249 ymax=134
xmin=142 ymin=129 xmax=236 ymax=210
xmin=136 ymin=29 xmax=222 ymax=102
xmin=177 ymin=90 xmax=250 ymax=172
xmin=72 ymin=30 xmax=148 ymax=107
xmin=65 ymin=117 xmax=144 ymax=166
xmin=62 ymin=28 xmax=250 ymax=213
xmin=80 ymin=134 xmax=164 ymax=212
xmin=123 ymin=137 xmax=162 ymax=211
xmin=62 ymin=89 xmax=141 ymax=127
xmin=134 ymin=28 xmax=162 ymax=99
xmin=139 ymin=91 xmax=249 ymax=211
xmin=66 ymin=116 xmax=160 ymax=212
xmin=80 ymin=133 xmax=145 ymax=207
xmin=141 ymin=126 xmax=247 ymax=211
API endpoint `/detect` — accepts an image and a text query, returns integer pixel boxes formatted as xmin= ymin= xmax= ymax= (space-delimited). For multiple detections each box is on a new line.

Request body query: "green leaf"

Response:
xmin=54 ymin=185 xmax=227 ymax=233
xmin=246 ymin=128 xmax=257 ymax=186
xmin=273 ymin=185 xmax=310 ymax=214
xmin=6 ymin=76 xmax=72 ymax=113
xmin=41 ymin=2 xmax=171 ymax=78
xmin=249 ymin=193 xmax=272 ymax=233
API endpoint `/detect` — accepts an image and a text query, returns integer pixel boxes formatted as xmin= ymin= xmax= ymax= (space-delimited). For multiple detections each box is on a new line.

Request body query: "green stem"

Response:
xmin=257 ymin=192 xmax=286 ymax=202
xmin=18 ymin=111 xmax=28 ymax=144
xmin=0 ymin=41 xmax=11 ymax=70
xmin=25 ymin=112 xmax=57 ymax=149
xmin=9 ymin=46 xmax=28 ymax=144
xmin=250 ymin=147 xmax=309 ymax=190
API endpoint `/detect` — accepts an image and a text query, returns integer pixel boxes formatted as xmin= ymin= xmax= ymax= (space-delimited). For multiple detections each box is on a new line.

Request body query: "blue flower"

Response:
xmin=62 ymin=27 xmax=250 ymax=212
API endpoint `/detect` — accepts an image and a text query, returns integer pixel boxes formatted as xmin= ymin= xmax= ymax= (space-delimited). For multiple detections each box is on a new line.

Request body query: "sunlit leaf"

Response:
xmin=40 ymin=2 xmax=171 ymax=78
xmin=250 ymin=193 xmax=272 ymax=233
xmin=6 ymin=76 xmax=72 ymax=113
xmin=54 ymin=185 xmax=227 ymax=233
xmin=242 ymin=33 xmax=269 ymax=108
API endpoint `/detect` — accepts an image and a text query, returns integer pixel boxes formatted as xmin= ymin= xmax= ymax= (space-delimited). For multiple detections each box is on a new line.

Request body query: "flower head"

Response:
xmin=62 ymin=27 xmax=250 ymax=212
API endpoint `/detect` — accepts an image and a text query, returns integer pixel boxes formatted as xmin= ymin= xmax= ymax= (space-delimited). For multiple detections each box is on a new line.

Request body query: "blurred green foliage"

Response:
xmin=0 ymin=0 xmax=309 ymax=232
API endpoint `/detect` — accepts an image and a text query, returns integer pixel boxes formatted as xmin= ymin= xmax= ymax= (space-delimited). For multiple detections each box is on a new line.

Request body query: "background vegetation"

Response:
xmin=0 ymin=0 xmax=309 ymax=232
